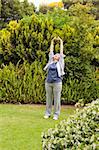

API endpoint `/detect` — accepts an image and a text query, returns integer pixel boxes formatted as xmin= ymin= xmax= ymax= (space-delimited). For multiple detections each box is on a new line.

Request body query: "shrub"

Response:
xmin=0 ymin=4 xmax=98 ymax=104
xmin=42 ymin=99 xmax=99 ymax=150
xmin=62 ymin=0 xmax=99 ymax=19
xmin=62 ymin=76 xmax=98 ymax=104
xmin=0 ymin=60 xmax=46 ymax=103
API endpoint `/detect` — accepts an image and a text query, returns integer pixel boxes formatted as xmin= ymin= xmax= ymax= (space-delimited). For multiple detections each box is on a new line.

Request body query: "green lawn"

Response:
xmin=0 ymin=104 xmax=75 ymax=150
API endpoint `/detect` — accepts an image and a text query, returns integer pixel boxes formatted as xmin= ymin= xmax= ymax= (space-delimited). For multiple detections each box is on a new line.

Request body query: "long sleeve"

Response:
xmin=49 ymin=40 xmax=54 ymax=62
xmin=60 ymin=40 xmax=63 ymax=54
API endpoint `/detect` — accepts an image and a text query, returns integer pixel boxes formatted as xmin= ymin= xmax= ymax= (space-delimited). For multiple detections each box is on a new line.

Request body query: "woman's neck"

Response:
xmin=53 ymin=60 xmax=58 ymax=63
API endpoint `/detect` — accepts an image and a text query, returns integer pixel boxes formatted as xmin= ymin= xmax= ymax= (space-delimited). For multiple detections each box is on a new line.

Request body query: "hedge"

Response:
xmin=0 ymin=4 xmax=99 ymax=104
xmin=0 ymin=61 xmax=46 ymax=103
xmin=42 ymin=99 xmax=99 ymax=150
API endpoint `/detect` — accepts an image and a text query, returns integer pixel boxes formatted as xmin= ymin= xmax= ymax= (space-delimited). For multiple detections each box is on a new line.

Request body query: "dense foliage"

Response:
xmin=0 ymin=3 xmax=99 ymax=104
xmin=62 ymin=0 xmax=99 ymax=19
xmin=0 ymin=61 xmax=46 ymax=103
xmin=0 ymin=0 xmax=35 ymax=29
xmin=42 ymin=99 xmax=99 ymax=149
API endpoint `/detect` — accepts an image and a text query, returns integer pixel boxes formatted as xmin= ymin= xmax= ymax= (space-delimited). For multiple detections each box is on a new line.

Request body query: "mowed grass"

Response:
xmin=0 ymin=104 xmax=75 ymax=150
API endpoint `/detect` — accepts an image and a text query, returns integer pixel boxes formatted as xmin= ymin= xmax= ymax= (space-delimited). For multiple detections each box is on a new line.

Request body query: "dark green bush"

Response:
xmin=0 ymin=0 xmax=35 ymax=29
xmin=42 ymin=99 xmax=99 ymax=150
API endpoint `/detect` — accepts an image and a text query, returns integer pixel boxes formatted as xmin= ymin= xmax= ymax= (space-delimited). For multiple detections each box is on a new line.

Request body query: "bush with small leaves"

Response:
xmin=42 ymin=100 xmax=99 ymax=150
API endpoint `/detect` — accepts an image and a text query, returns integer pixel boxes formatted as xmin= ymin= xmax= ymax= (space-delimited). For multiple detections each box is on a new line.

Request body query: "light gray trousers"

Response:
xmin=45 ymin=82 xmax=62 ymax=117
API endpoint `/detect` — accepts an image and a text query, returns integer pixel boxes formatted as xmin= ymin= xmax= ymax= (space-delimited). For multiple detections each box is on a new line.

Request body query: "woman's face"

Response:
xmin=53 ymin=54 xmax=60 ymax=61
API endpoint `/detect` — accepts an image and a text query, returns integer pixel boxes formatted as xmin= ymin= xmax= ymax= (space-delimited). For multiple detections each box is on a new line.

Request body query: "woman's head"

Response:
xmin=53 ymin=53 xmax=60 ymax=61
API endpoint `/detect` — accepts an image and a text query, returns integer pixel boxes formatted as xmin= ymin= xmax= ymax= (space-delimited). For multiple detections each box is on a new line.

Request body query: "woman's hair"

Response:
xmin=52 ymin=53 xmax=60 ymax=58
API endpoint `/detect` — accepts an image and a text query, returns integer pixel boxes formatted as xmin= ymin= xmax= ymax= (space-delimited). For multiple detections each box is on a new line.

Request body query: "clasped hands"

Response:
xmin=51 ymin=37 xmax=63 ymax=43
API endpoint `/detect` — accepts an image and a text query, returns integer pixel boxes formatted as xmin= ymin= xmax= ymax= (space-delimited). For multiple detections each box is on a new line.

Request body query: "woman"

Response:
xmin=44 ymin=37 xmax=65 ymax=120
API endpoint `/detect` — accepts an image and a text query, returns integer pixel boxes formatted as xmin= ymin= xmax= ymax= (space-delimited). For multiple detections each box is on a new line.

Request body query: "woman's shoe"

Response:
xmin=44 ymin=115 xmax=50 ymax=119
xmin=53 ymin=115 xmax=58 ymax=120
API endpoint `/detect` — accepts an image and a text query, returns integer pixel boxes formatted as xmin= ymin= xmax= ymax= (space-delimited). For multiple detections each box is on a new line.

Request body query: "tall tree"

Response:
xmin=0 ymin=0 xmax=35 ymax=29
xmin=21 ymin=0 xmax=35 ymax=16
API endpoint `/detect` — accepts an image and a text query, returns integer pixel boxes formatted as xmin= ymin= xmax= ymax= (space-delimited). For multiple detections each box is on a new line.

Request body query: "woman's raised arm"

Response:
xmin=57 ymin=37 xmax=63 ymax=54
xmin=50 ymin=37 xmax=56 ymax=52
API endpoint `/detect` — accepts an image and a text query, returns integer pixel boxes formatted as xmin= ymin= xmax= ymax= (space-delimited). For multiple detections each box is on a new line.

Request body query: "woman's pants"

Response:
xmin=45 ymin=82 xmax=62 ymax=117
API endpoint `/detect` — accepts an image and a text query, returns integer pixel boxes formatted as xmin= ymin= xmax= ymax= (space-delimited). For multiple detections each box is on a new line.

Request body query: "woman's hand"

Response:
xmin=51 ymin=37 xmax=63 ymax=42
xmin=57 ymin=37 xmax=63 ymax=42
xmin=51 ymin=37 xmax=57 ymax=42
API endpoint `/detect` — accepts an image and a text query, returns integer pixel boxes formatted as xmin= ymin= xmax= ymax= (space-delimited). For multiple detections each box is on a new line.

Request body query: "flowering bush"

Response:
xmin=42 ymin=100 xmax=99 ymax=149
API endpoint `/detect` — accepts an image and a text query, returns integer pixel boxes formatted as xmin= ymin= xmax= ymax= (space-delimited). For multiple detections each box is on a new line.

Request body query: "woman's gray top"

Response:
xmin=44 ymin=51 xmax=65 ymax=77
